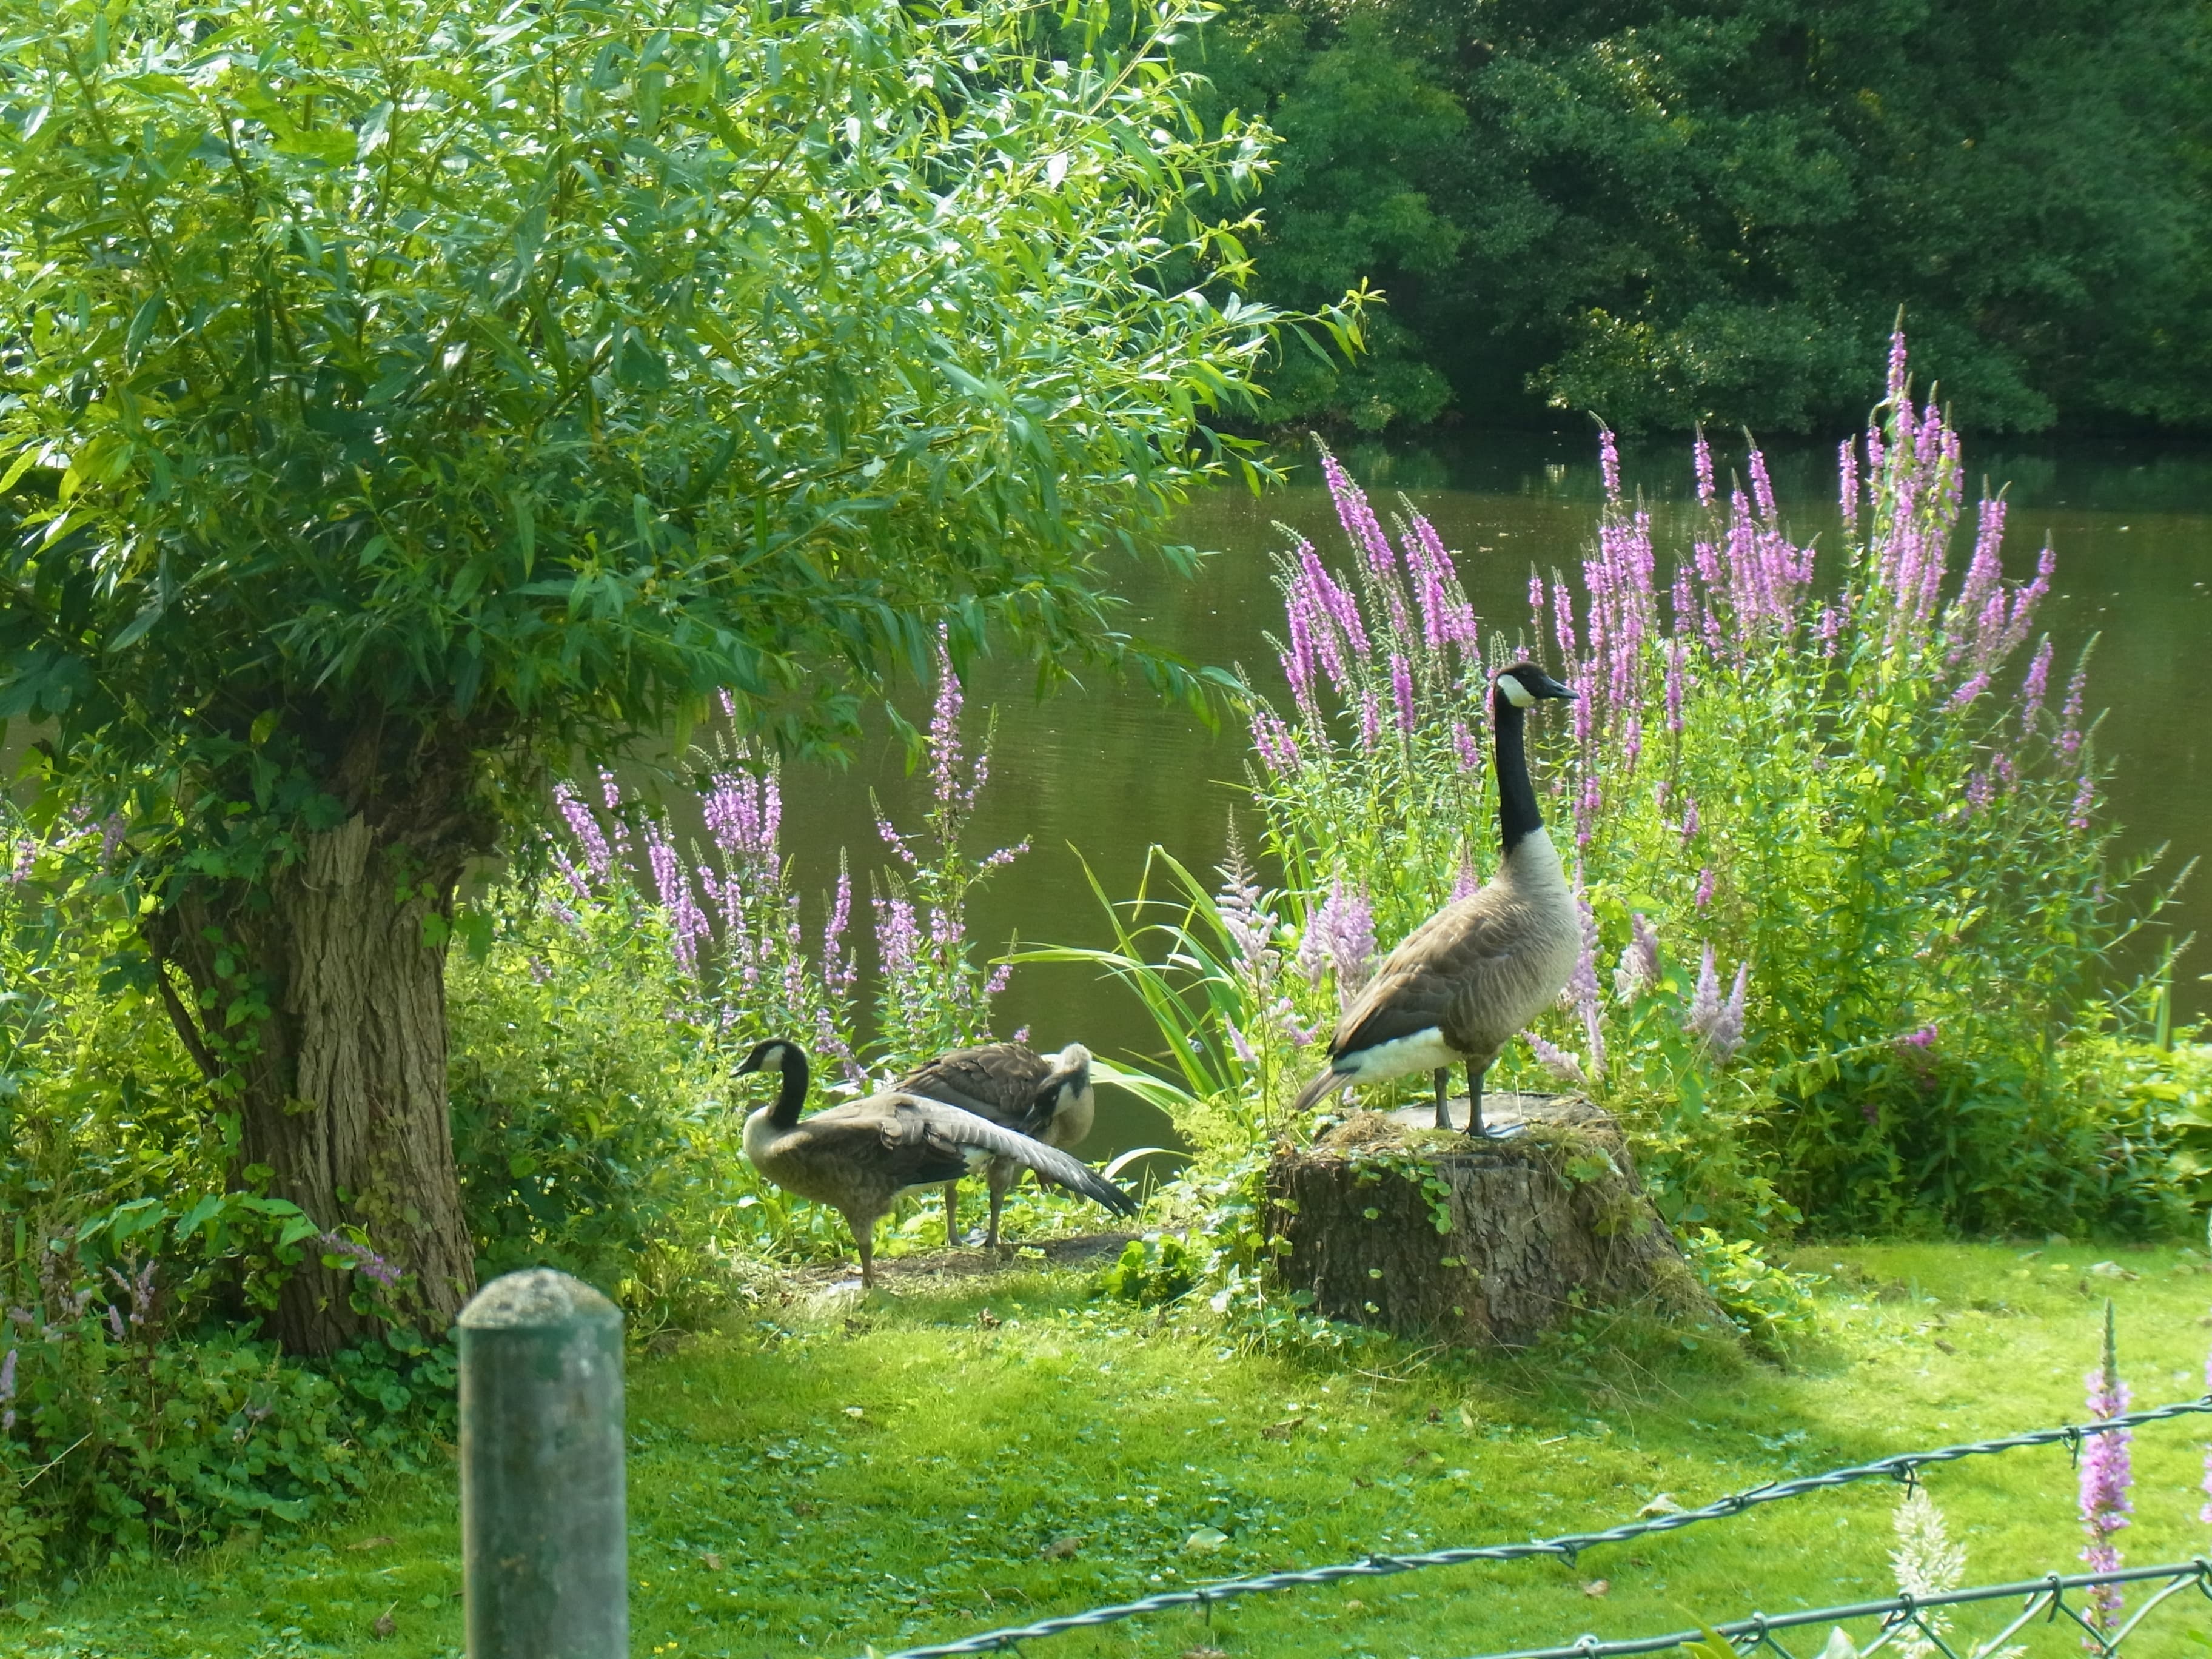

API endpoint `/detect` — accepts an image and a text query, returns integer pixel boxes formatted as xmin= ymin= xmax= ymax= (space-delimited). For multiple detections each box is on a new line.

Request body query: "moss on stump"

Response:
xmin=1265 ymin=1093 xmax=1718 ymax=1349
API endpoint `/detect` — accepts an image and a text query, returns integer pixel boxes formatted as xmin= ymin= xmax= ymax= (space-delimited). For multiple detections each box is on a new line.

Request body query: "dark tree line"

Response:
xmin=1198 ymin=0 xmax=2212 ymax=433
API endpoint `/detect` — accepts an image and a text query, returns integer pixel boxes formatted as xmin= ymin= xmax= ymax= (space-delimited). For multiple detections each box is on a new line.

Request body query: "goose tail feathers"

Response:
xmin=1290 ymin=1065 xmax=1347 ymax=1117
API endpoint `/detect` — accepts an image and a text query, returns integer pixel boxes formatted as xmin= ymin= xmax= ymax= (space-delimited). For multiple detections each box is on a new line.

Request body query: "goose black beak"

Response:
xmin=1537 ymin=674 xmax=1577 ymax=700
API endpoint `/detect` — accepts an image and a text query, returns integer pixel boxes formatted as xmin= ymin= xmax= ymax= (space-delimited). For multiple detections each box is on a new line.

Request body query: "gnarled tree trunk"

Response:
xmin=150 ymin=812 xmax=477 ymax=1355
xmin=1267 ymin=1094 xmax=1718 ymax=1349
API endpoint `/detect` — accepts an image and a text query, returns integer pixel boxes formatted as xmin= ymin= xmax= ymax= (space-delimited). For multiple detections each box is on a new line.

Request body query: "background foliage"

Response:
xmin=1194 ymin=0 xmax=2212 ymax=433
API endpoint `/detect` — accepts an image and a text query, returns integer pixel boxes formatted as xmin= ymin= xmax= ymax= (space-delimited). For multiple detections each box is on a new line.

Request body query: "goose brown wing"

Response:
xmin=1331 ymin=898 xmax=1520 ymax=1059
xmin=893 ymin=1045 xmax=1050 ymax=1125
xmin=880 ymin=1096 xmax=1138 ymax=1216
xmin=774 ymin=1107 xmax=971 ymax=1190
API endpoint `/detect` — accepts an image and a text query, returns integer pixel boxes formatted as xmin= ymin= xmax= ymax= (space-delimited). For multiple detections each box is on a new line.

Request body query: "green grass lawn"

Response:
xmin=8 ymin=1241 xmax=2212 ymax=1659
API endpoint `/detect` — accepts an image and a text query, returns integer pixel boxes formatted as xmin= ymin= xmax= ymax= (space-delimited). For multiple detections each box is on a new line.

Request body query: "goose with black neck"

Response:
xmin=734 ymin=1039 xmax=1136 ymax=1285
xmin=1290 ymin=662 xmax=1581 ymax=1136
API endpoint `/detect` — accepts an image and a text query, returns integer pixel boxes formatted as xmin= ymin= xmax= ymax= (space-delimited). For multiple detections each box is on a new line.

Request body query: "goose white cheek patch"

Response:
xmin=1496 ymin=674 xmax=1535 ymax=708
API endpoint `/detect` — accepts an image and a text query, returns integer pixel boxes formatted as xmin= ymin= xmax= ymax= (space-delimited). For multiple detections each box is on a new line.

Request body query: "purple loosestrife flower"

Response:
xmin=1406 ymin=511 xmax=1478 ymax=651
xmin=874 ymin=891 xmax=921 ymax=981
xmin=2019 ymin=637 xmax=2054 ymax=734
xmin=1358 ymin=692 xmax=1382 ymax=752
xmin=1319 ymin=446 xmax=1399 ymax=581
xmin=555 ymin=782 xmax=614 ymax=883
xmin=320 ymin=1232 xmax=402 ymax=1290
xmin=0 ymin=1344 xmax=13 ymax=1432
xmin=1896 ymin=1024 xmax=1938 ymax=1050
xmin=1251 ymin=710 xmax=1301 ymax=774
xmin=1452 ymin=863 xmax=1481 ymax=904
xmin=107 ymin=1302 xmax=125 ymax=1341
xmin=1529 ymin=569 xmax=1550 ymax=637
xmin=1227 ymin=1022 xmax=1258 ymax=1069
xmin=1664 ymin=644 xmax=1686 ymax=734
xmin=2079 ymin=1301 xmax=2133 ymax=1638
xmin=1390 ymin=653 xmax=1416 ymax=736
xmin=1964 ymin=769 xmax=1995 ymax=815
xmin=1692 ymin=427 xmax=1715 ymax=506
xmin=1614 ymin=913 xmax=1661 ymax=1002
xmin=1324 ymin=880 xmax=1376 ymax=998
xmin=2200 ymin=1342 xmax=2212 ymax=1526
xmin=2058 ymin=662 xmax=2088 ymax=756
xmin=1684 ymin=944 xmax=1746 ymax=1061
xmin=1886 ymin=327 xmax=1909 ymax=404
xmin=1947 ymin=671 xmax=1989 ymax=711
xmin=1598 ymin=426 xmax=1622 ymax=502
xmin=1680 ymin=797 xmax=1700 ymax=845
xmin=1526 ymin=1032 xmax=1587 ymax=1089
xmin=1815 ymin=605 xmax=1841 ymax=655
xmin=1747 ymin=447 xmax=1777 ymax=523
xmin=1695 ymin=866 xmax=1714 ymax=908
xmin=2070 ymin=772 xmax=2096 ymax=832
xmin=1452 ymin=720 xmax=1480 ymax=773
xmin=1838 ymin=438 xmax=1860 ymax=532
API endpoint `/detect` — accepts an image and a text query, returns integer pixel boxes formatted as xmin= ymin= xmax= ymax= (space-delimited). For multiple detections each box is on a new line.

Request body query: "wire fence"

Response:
xmin=1464 ymin=1558 xmax=2212 ymax=1659
xmin=879 ymin=1393 xmax=2212 ymax=1659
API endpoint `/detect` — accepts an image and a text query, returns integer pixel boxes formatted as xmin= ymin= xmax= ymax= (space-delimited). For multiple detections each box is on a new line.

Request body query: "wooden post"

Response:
xmin=459 ymin=1269 xmax=626 ymax=1658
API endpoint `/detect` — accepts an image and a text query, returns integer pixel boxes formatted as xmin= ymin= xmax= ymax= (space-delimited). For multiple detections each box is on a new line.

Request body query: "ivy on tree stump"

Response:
xmin=1265 ymin=1094 xmax=1718 ymax=1348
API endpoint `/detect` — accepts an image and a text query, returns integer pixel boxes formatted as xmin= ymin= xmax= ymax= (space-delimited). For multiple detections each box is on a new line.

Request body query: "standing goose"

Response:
xmin=736 ymin=1039 xmax=1135 ymax=1285
xmin=894 ymin=1042 xmax=1096 ymax=1248
xmin=1291 ymin=662 xmax=1581 ymax=1136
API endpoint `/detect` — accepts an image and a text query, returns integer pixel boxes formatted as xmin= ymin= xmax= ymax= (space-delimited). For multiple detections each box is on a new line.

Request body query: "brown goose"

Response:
xmin=894 ymin=1042 xmax=1095 ymax=1247
xmin=736 ymin=1039 xmax=1135 ymax=1285
xmin=1291 ymin=662 xmax=1581 ymax=1136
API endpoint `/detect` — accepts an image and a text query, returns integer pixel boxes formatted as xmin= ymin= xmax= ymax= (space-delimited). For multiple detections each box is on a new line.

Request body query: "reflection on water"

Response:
xmin=768 ymin=429 xmax=2212 ymax=1156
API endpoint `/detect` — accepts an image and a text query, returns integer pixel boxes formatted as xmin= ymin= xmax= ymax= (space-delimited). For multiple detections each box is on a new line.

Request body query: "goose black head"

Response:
xmin=735 ymin=1038 xmax=800 ymax=1077
xmin=1493 ymin=663 xmax=1576 ymax=709
xmin=1045 ymin=1042 xmax=1095 ymax=1108
xmin=736 ymin=1039 xmax=811 ymax=1124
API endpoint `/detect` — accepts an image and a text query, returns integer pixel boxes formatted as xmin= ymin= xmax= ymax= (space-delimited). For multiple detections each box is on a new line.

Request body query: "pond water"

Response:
xmin=771 ymin=428 xmax=2212 ymax=1157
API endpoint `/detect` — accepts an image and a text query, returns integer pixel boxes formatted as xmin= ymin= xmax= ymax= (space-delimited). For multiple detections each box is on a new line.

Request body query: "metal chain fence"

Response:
xmin=1462 ymin=1558 xmax=2212 ymax=1659
xmin=878 ymin=1394 xmax=2212 ymax=1659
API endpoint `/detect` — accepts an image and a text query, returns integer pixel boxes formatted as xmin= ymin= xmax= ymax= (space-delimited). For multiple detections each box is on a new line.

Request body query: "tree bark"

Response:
xmin=1266 ymin=1094 xmax=1718 ymax=1349
xmin=150 ymin=813 xmax=477 ymax=1354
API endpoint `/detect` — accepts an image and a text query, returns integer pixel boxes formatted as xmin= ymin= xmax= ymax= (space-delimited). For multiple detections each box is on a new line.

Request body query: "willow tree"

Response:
xmin=0 ymin=0 xmax=1337 ymax=1352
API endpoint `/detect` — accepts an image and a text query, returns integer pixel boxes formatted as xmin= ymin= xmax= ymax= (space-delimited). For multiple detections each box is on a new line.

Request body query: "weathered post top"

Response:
xmin=459 ymin=1269 xmax=626 ymax=1659
xmin=459 ymin=1266 xmax=623 ymax=1333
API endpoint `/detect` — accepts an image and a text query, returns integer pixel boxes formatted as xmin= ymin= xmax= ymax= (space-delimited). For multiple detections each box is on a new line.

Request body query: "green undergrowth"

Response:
xmin=8 ymin=1243 xmax=2212 ymax=1659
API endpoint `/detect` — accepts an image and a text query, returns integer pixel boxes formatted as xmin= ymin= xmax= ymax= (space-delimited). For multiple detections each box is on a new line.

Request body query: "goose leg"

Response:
xmin=1432 ymin=1068 xmax=1453 ymax=1131
xmin=943 ymin=1181 xmax=961 ymax=1250
xmin=1466 ymin=1062 xmax=1524 ymax=1138
xmin=987 ymin=1162 xmax=1013 ymax=1249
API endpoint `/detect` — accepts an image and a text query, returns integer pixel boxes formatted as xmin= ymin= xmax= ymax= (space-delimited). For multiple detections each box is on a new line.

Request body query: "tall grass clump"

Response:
xmin=1076 ymin=335 xmax=2189 ymax=1241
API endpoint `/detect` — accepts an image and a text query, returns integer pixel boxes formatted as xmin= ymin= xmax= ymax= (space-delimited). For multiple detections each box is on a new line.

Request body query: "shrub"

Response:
xmin=1680 ymin=1231 xmax=1825 ymax=1362
xmin=444 ymin=636 xmax=1087 ymax=1309
xmin=1059 ymin=333 xmax=2189 ymax=1249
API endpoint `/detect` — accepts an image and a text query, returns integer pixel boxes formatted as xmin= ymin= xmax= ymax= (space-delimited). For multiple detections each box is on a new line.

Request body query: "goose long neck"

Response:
xmin=1492 ymin=689 xmax=1543 ymax=857
xmin=769 ymin=1047 xmax=810 ymax=1127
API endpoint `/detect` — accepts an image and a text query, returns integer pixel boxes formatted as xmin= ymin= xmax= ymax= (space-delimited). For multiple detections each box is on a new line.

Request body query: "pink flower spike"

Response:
xmin=1598 ymin=426 xmax=1622 ymax=503
xmin=1694 ymin=865 xmax=1714 ymax=909
xmin=2079 ymin=1300 xmax=2133 ymax=1638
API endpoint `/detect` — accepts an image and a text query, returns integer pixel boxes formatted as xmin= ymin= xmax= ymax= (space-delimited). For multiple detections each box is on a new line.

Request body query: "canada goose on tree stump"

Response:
xmin=894 ymin=1042 xmax=1096 ymax=1248
xmin=1292 ymin=662 xmax=1581 ymax=1136
xmin=735 ymin=1039 xmax=1135 ymax=1286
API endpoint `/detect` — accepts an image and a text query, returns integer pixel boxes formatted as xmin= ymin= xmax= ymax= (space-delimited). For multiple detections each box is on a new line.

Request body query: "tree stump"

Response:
xmin=1266 ymin=1093 xmax=1718 ymax=1349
